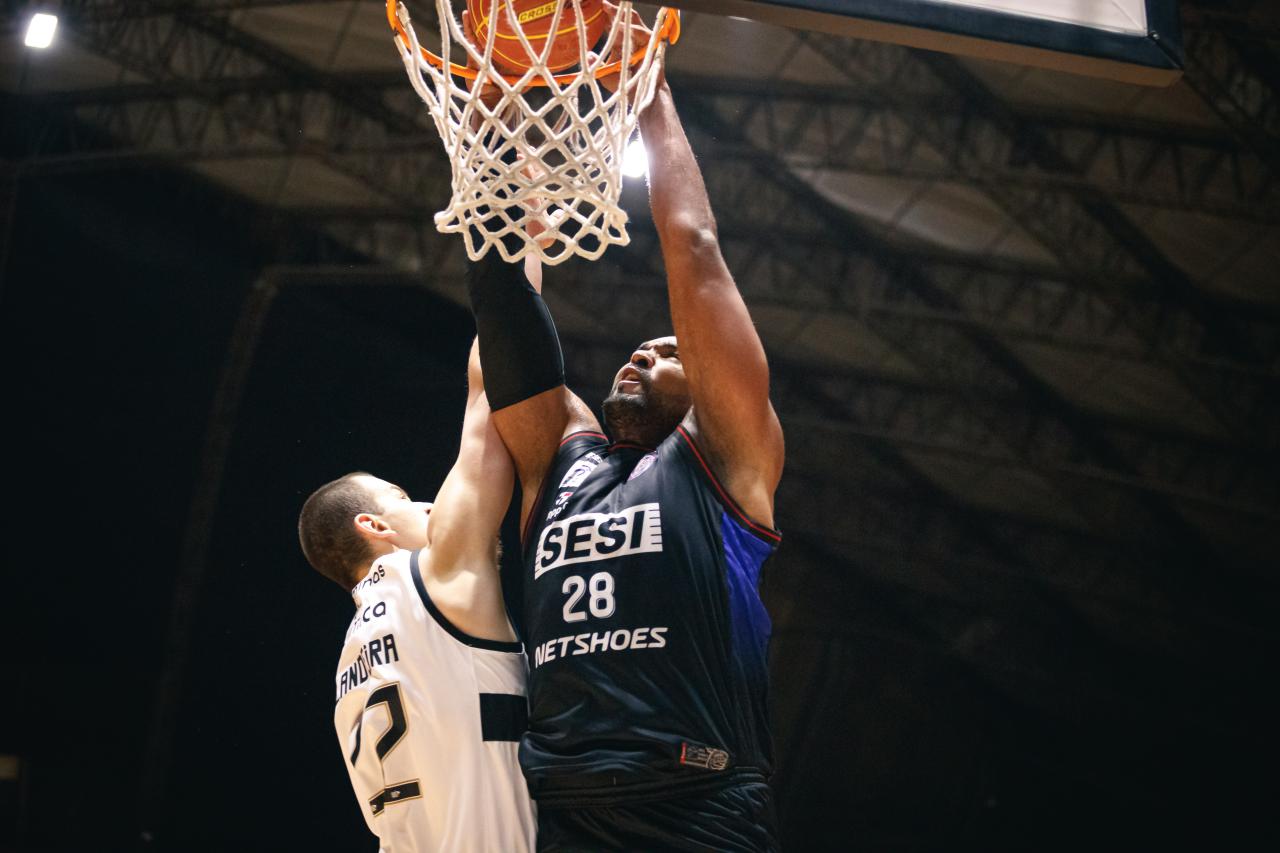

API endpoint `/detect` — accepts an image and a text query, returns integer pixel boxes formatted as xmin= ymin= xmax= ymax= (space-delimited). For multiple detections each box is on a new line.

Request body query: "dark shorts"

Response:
xmin=536 ymin=781 xmax=780 ymax=852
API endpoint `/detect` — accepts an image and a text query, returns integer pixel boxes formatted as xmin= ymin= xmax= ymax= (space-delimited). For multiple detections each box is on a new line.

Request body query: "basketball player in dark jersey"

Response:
xmin=465 ymin=69 xmax=786 ymax=851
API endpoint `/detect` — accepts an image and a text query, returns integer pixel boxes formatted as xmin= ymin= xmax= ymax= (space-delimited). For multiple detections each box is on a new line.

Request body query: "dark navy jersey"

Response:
xmin=518 ymin=427 xmax=781 ymax=807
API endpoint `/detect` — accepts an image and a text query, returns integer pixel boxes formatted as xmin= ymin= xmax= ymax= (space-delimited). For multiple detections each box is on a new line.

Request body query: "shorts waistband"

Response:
xmin=535 ymin=768 xmax=769 ymax=809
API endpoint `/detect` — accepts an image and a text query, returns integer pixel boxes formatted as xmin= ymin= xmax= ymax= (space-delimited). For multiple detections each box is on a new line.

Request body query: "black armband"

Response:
xmin=466 ymin=251 xmax=565 ymax=410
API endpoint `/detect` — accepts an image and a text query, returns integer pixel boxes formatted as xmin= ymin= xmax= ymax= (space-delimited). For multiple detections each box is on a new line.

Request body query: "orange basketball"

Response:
xmin=466 ymin=0 xmax=607 ymax=74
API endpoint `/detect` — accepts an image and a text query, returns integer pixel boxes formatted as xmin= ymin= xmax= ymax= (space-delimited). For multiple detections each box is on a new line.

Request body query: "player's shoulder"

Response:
xmin=665 ymin=419 xmax=783 ymax=546
xmin=655 ymin=419 xmax=705 ymax=468
xmin=343 ymin=551 xmax=423 ymax=629
xmin=559 ymin=428 xmax=609 ymax=454
xmin=554 ymin=430 xmax=610 ymax=475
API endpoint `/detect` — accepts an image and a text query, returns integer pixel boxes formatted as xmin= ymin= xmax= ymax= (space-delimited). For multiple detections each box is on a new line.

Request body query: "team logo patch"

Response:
xmin=627 ymin=452 xmax=658 ymax=482
xmin=559 ymin=452 xmax=603 ymax=489
xmin=680 ymin=742 xmax=732 ymax=771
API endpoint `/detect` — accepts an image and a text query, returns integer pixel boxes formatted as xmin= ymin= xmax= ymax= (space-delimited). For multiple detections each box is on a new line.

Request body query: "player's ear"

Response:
xmin=354 ymin=512 xmax=393 ymax=539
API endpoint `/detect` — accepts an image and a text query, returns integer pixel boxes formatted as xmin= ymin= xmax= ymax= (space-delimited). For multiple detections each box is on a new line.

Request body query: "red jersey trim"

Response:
xmin=609 ymin=441 xmax=656 ymax=452
xmin=675 ymin=426 xmax=782 ymax=544
xmin=560 ymin=430 xmax=607 ymax=447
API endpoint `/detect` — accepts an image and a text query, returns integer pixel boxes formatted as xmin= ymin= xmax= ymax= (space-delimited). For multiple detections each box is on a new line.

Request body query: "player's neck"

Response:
xmin=609 ymin=422 xmax=673 ymax=449
xmin=604 ymin=405 xmax=684 ymax=449
xmin=354 ymin=543 xmax=398 ymax=583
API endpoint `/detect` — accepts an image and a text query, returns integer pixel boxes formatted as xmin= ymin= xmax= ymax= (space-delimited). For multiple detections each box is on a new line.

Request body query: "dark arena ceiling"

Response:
xmin=2 ymin=1 xmax=1278 ymax=850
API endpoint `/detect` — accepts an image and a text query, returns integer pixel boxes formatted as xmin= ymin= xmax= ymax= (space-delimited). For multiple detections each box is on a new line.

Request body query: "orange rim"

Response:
xmin=386 ymin=0 xmax=680 ymax=87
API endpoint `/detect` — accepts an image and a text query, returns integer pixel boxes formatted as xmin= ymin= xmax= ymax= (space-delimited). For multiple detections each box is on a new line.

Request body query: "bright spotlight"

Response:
xmin=622 ymin=136 xmax=648 ymax=179
xmin=25 ymin=13 xmax=58 ymax=49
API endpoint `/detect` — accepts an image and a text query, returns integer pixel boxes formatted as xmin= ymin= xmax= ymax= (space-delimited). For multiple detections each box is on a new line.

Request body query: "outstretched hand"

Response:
xmin=589 ymin=0 xmax=661 ymax=94
xmin=519 ymin=155 xmax=567 ymax=252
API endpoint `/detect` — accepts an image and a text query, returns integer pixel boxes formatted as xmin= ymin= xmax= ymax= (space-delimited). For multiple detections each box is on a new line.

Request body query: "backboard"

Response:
xmin=675 ymin=0 xmax=1184 ymax=85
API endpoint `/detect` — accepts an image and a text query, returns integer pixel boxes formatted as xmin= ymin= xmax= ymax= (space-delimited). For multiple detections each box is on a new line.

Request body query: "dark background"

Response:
xmin=5 ymin=165 xmax=484 ymax=851
xmin=4 ymin=1 xmax=1280 ymax=851
xmin=4 ymin=159 xmax=1273 ymax=853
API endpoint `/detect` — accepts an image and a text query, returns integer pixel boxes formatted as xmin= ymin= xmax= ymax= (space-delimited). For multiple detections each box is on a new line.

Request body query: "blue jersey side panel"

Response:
xmin=720 ymin=511 xmax=774 ymax=687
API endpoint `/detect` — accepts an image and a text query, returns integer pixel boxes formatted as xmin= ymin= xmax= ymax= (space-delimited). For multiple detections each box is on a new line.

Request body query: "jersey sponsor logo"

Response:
xmin=627 ymin=452 xmax=658 ymax=482
xmin=351 ymin=564 xmax=387 ymax=594
xmin=335 ymin=632 xmax=401 ymax=702
xmin=558 ymin=452 xmax=603 ymax=489
xmin=531 ymin=626 xmax=668 ymax=668
xmin=545 ymin=490 xmax=574 ymax=523
xmin=534 ymin=502 xmax=662 ymax=578
xmin=345 ymin=601 xmax=388 ymax=637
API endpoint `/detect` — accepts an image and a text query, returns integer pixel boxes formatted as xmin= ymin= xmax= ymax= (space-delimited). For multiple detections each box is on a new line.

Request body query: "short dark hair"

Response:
xmin=298 ymin=472 xmax=381 ymax=589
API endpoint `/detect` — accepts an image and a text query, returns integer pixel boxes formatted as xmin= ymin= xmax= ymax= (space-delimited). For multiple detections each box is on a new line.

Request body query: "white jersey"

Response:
xmin=333 ymin=549 xmax=536 ymax=853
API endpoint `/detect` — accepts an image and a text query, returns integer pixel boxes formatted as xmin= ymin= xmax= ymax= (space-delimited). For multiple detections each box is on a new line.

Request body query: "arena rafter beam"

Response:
xmin=578 ymin=339 xmax=1234 ymax=658
xmin=54 ymin=0 xmax=445 ymax=212
xmin=775 ymin=376 xmax=1277 ymax=522
xmin=1182 ymin=2 xmax=1280 ymax=168
xmin=669 ymin=73 xmax=1278 ymax=225
xmin=36 ymin=0 xmax=1278 ymax=574
xmin=557 ymin=304 xmax=1278 ymax=566
xmin=14 ymin=67 xmax=1276 ymax=224
xmin=546 ymin=273 xmax=1277 ymax=527
xmin=797 ymin=32 xmax=1279 ymax=448
xmin=671 ymin=96 xmax=1260 ymax=584
xmin=15 ymin=13 xmax=1274 ymax=491
xmin=304 ymin=179 xmax=1280 ymax=558
xmin=303 ymin=203 xmax=1276 ymax=405
xmin=16 ymin=11 xmax=1280 ymax=452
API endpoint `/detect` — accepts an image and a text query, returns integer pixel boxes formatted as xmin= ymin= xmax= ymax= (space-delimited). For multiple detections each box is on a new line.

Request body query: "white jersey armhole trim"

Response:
xmin=407 ymin=549 xmax=524 ymax=654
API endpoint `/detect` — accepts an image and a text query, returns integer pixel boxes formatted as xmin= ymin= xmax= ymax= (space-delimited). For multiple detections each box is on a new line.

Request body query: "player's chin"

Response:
xmin=604 ymin=389 xmax=644 ymax=407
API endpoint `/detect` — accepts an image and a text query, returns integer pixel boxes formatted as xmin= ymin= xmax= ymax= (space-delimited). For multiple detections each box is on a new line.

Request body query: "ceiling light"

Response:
xmin=25 ymin=13 xmax=58 ymax=49
xmin=622 ymin=136 xmax=647 ymax=179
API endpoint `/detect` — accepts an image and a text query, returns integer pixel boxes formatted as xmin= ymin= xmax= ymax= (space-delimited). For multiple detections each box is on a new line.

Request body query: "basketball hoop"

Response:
xmin=387 ymin=1 xmax=680 ymax=265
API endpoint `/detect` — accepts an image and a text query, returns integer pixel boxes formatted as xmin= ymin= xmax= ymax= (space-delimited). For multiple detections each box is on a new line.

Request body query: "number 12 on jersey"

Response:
xmin=348 ymin=682 xmax=422 ymax=816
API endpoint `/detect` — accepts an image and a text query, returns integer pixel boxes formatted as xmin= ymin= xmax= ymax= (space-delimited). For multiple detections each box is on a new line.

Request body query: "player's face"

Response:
xmin=359 ymin=476 xmax=434 ymax=550
xmin=602 ymin=337 xmax=692 ymax=441
xmin=609 ymin=337 xmax=688 ymax=406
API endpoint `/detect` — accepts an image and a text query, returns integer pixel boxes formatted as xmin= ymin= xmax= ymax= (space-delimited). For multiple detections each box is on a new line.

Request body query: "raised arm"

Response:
xmin=637 ymin=80 xmax=785 ymax=527
xmin=421 ymin=340 xmax=513 ymax=571
xmin=466 ymin=253 xmax=600 ymax=527
xmin=415 ymin=338 xmax=518 ymax=640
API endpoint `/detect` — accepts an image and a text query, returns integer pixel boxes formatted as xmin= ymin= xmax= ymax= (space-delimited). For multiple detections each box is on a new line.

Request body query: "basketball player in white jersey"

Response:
xmin=297 ymin=261 xmax=549 ymax=851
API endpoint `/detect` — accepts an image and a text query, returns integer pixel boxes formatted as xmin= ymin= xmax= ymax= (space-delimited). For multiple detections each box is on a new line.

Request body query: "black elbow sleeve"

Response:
xmin=466 ymin=252 xmax=565 ymax=410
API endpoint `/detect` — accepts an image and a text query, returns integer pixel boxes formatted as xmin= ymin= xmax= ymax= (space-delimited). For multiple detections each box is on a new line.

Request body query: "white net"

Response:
xmin=390 ymin=1 xmax=678 ymax=265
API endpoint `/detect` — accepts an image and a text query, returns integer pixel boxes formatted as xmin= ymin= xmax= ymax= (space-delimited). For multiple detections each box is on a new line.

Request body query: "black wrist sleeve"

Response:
xmin=466 ymin=251 xmax=565 ymax=411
